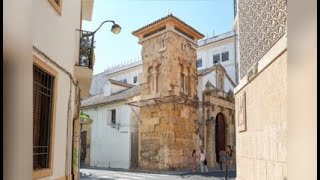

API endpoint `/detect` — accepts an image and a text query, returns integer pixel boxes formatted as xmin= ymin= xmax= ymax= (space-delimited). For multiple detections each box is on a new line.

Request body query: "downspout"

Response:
xmin=71 ymin=2 xmax=83 ymax=178
xmin=65 ymin=78 xmax=73 ymax=178
xmin=72 ymin=87 xmax=81 ymax=180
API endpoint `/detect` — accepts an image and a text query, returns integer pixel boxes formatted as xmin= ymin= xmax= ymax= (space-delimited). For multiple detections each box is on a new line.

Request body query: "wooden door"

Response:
xmin=215 ymin=113 xmax=226 ymax=162
xmin=80 ymin=131 xmax=87 ymax=165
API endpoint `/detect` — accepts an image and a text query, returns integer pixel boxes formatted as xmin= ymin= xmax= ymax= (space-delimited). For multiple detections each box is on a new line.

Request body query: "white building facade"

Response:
xmin=197 ymin=31 xmax=237 ymax=84
xmin=81 ymin=85 xmax=140 ymax=169
xmin=31 ymin=0 xmax=94 ymax=179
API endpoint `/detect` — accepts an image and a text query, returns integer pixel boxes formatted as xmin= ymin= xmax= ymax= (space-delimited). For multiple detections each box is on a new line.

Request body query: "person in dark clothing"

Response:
xmin=204 ymin=158 xmax=208 ymax=172
xmin=225 ymin=145 xmax=233 ymax=167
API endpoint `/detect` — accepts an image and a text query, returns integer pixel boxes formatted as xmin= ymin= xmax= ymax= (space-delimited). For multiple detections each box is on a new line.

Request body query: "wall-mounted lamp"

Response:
xmin=78 ymin=20 xmax=121 ymax=35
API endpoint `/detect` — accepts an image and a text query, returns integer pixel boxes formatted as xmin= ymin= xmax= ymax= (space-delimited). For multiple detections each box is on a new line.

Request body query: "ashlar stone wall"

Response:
xmin=138 ymin=29 xmax=200 ymax=170
xmin=235 ymin=52 xmax=287 ymax=180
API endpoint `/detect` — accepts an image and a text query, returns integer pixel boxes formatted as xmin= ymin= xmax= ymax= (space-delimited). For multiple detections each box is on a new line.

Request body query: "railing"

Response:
xmin=79 ymin=30 xmax=95 ymax=69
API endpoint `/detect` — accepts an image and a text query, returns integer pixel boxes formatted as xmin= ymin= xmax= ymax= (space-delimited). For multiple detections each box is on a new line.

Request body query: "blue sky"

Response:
xmin=82 ymin=0 xmax=234 ymax=75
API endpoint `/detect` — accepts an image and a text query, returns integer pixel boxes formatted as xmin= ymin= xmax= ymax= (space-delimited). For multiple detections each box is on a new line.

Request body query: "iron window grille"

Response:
xmin=79 ymin=30 xmax=95 ymax=69
xmin=33 ymin=65 xmax=54 ymax=170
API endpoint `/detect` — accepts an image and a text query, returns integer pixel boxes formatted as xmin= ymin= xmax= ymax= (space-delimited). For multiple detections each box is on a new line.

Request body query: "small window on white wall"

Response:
xmin=196 ymin=59 xmax=202 ymax=68
xmin=111 ymin=109 xmax=116 ymax=124
xmin=213 ymin=54 xmax=220 ymax=64
xmin=133 ymin=76 xmax=138 ymax=84
xmin=222 ymin=51 xmax=229 ymax=62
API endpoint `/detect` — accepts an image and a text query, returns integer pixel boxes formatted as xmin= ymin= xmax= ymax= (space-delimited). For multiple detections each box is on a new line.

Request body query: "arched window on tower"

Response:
xmin=155 ymin=64 xmax=161 ymax=93
xmin=180 ymin=64 xmax=185 ymax=93
xmin=186 ymin=67 xmax=191 ymax=96
xmin=148 ymin=66 xmax=153 ymax=93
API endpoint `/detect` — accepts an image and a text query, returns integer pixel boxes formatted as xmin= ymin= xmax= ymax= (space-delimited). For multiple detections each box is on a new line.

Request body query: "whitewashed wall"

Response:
xmin=83 ymin=102 xmax=132 ymax=169
xmin=197 ymin=36 xmax=237 ymax=83
xmin=32 ymin=0 xmax=81 ymax=179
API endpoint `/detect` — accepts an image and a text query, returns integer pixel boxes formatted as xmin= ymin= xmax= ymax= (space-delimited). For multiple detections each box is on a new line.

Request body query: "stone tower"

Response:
xmin=132 ymin=14 xmax=204 ymax=170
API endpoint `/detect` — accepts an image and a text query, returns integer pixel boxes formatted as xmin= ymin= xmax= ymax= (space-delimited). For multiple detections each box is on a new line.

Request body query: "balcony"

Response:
xmin=75 ymin=30 xmax=95 ymax=98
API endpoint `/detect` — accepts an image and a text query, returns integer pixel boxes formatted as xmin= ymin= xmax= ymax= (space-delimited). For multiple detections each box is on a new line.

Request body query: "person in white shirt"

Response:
xmin=199 ymin=147 xmax=206 ymax=173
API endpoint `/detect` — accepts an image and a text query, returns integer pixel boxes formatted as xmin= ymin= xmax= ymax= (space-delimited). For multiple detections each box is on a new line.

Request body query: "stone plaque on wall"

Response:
xmin=237 ymin=92 xmax=246 ymax=132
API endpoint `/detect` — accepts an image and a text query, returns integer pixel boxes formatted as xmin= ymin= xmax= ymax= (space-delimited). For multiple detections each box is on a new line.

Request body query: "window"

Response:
xmin=133 ymin=76 xmax=138 ymax=84
xmin=48 ymin=0 xmax=62 ymax=14
xmin=213 ymin=54 xmax=220 ymax=64
xmin=111 ymin=110 xmax=116 ymax=124
xmin=181 ymin=73 xmax=185 ymax=92
xmin=196 ymin=59 xmax=202 ymax=68
xmin=33 ymin=59 xmax=57 ymax=179
xmin=222 ymin=51 xmax=229 ymax=62
xmin=122 ymin=79 xmax=127 ymax=83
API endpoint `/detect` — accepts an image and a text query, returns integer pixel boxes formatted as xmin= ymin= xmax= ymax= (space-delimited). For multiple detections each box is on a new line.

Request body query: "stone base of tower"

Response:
xmin=138 ymin=104 xmax=198 ymax=171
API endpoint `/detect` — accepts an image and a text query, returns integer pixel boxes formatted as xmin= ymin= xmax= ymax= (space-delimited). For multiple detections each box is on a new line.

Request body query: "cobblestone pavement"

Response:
xmin=80 ymin=168 xmax=236 ymax=180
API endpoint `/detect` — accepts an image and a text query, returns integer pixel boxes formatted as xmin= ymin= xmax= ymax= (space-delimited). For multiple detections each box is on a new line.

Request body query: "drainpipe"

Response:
xmin=65 ymin=79 xmax=73 ymax=178
xmin=72 ymin=88 xmax=81 ymax=180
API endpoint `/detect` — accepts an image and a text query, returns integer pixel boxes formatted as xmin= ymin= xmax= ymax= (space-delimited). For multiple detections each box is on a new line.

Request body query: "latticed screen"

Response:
xmin=33 ymin=65 xmax=54 ymax=170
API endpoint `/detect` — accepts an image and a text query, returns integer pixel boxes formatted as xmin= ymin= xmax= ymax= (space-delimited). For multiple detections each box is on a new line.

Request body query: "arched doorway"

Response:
xmin=215 ymin=113 xmax=226 ymax=163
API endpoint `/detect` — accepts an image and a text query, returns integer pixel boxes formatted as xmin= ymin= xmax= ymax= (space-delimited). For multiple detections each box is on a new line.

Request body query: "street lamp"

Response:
xmin=91 ymin=20 xmax=121 ymax=35
xmin=78 ymin=20 xmax=121 ymax=68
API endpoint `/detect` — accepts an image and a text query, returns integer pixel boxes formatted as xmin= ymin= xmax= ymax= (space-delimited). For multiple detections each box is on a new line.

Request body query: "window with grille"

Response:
xmin=196 ymin=59 xmax=202 ymax=68
xmin=222 ymin=51 xmax=229 ymax=62
xmin=111 ymin=110 xmax=116 ymax=124
xmin=213 ymin=54 xmax=220 ymax=64
xmin=33 ymin=65 xmax=54 ymax=170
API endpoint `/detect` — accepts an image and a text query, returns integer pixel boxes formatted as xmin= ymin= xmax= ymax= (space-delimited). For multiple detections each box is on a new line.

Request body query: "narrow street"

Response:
xmin=80 ymin=168 xmax=236 ymax=180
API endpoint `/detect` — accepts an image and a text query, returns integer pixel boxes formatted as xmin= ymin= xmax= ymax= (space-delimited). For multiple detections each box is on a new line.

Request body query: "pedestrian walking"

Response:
xmin=219 ymin=149 xmax=226 ymax=170
xmin=204 ymin=158 xmax=209 ymax=172
xmin=226 ymin=145 xmax=233 ymax=168
xmin=199 ymin=147 xmax=206 ymax=173
xmin=191 ymin=149 xmax=198 ymax=172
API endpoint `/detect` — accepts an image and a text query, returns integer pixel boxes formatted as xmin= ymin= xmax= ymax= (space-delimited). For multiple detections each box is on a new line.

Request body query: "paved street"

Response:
xmin=80 ymin=168 xmax=236 ymax=180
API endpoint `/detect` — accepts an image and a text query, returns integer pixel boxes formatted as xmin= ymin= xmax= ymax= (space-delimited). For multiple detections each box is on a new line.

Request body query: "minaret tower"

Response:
xmin=132 ymin=14 xmax=204 ymax=170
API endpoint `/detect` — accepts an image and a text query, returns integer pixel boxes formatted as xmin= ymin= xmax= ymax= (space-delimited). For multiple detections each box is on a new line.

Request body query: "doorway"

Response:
xmin=80 ymin=131 xmax=87 ymax=166
xmin=215 ymin=113 xmax=226 ymax=162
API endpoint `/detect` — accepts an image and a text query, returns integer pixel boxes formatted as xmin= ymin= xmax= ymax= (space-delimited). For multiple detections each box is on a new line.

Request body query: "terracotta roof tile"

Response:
xmin=132 ymin=14 xmax=204 ymax=38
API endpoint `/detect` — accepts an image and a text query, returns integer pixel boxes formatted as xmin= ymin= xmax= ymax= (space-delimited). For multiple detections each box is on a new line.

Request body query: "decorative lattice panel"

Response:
xmin=238 ymin=0 xmax=287 ymax=78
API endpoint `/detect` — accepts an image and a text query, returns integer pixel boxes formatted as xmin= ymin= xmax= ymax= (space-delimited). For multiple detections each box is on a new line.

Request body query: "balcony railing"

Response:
xmin=79 ymin=30 xmax=95 ymax=69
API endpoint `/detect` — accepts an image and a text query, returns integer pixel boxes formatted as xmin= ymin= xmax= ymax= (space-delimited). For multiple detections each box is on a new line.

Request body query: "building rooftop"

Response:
xmin=82 ymin=85 xmax=141 ymax=108
xmin=90 ymin=72 xmax=107 ymax=96
xmin=104 ymin=59 xmax=142 ymax=75
xmin=108 ymin=79 xmax=134 ymax=88
xmin=132 ymin=14 xmax=204 ymax=40
xmin=197 ymin=31 xmax=235 ymax=47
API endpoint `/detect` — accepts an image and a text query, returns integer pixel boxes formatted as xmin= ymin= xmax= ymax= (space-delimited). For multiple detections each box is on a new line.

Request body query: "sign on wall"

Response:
xmin=237 ymin=92 xmax=246 ymax=132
